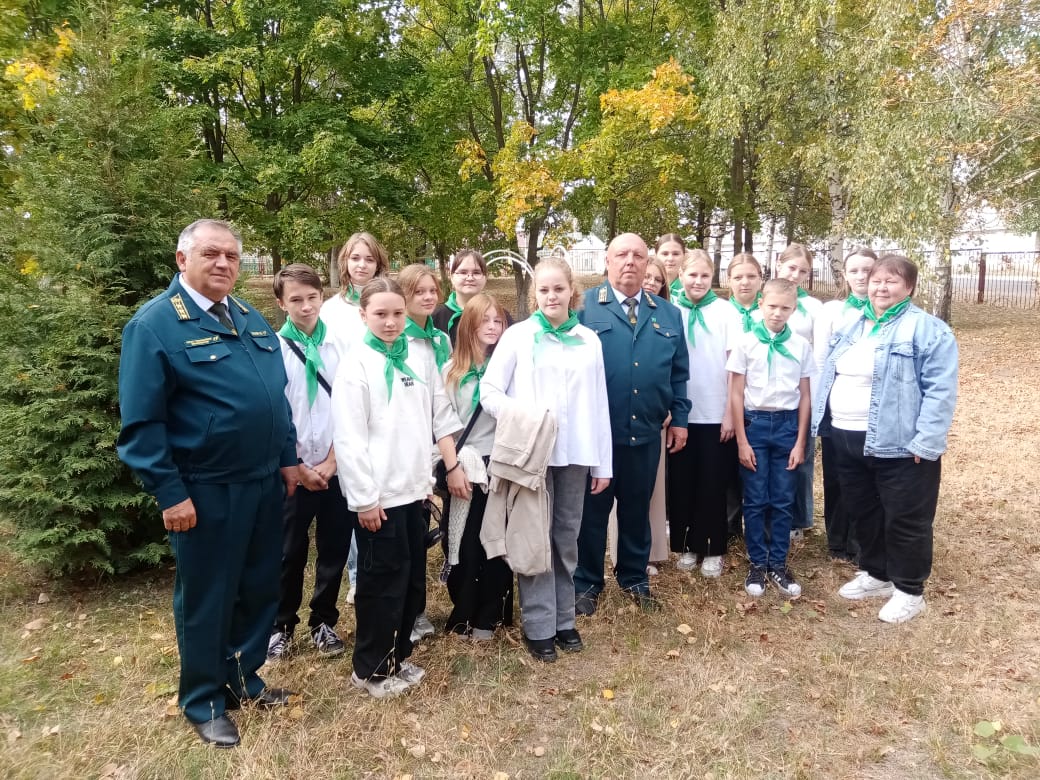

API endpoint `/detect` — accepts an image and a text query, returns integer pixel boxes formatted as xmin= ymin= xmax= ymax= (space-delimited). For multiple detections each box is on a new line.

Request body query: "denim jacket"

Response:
xmin=811 ymin=303 xmax=958 ymax=461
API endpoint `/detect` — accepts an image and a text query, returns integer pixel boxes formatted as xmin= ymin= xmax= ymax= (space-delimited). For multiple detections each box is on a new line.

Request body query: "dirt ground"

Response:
xmin=0 ymin=301 xmax=1038 ymax=779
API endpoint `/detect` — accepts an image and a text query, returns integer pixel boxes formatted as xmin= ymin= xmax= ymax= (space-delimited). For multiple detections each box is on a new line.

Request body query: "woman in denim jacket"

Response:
xmin=812 ymin=254 xmax=958 ymax=624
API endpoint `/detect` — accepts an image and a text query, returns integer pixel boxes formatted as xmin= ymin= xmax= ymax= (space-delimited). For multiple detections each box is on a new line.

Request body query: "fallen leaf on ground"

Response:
xmin=288 ymin=706 xmax=304 ymax=720
xmin=666 ymin=649 xmax=680 ymax=658
xmin=7 ymin=729 xmax=21 ymax=744
xmin=24 ymin=618 xmax=46 ymax=631
xmin=602 ymin=689 xmax=614 ymax=700
xmin=407 ymin=743 xmax=425 ymax=758
xmin=37 ymin=593 xmax=50 ymax=604
xmin=21 ymin=655 xmax=40 ymax=664
xmin=533 ymin=746 xmax=546 ymax=757
xmin=676 ymin=623 xmax=693 ymax=635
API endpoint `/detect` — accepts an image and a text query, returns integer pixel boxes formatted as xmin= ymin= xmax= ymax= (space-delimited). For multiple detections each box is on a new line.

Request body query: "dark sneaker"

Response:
xmin=632 ymin=591 xmax=662 ymax=613
xmin=311 ymin=623 xmax=345 ymax=658
xmin=767 ymin=567 xmax=803 ymax=599
xmin=267 ymin=630 xmax=293 ymax=661
xmin=575 ymin=593 xmax=598 ymax=616
xmin=744 ymin=566 xmax=767 ymax=598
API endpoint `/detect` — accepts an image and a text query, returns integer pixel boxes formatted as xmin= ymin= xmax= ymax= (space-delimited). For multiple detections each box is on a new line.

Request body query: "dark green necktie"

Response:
xmin=623 ymin=297 xmax=638 ymax=325
xmin=209 ymin=301 xmax=234 ymax=331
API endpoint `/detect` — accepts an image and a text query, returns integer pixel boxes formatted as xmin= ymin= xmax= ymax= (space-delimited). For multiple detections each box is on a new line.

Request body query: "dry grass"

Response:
xmin=2 ymin=303 xmax=1039 ymax=779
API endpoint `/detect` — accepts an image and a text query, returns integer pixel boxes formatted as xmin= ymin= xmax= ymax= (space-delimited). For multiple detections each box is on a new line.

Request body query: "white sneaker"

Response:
xmin=351 ymin=671 xmax=410 ymax=699
xmin=790 ymin=529 xmax=805 ymax=542
xmin=412 ymin=613 xmax=435 ymax=639
xmin=345 ymin=585 xmax=356 ymax=605
xmin=396 ymin=661 xmax=426 ymax=687
xmin=471 ymin=627 xmax=495 ymax=642
xmin=700 ymin=556 xmax=723 ymax=578
xmin=839 ymin=571 xmax=896 ymax=601
xmin=676 ymin=553 xmax=698 ymax=571
xmin=878 ymin=590 xmax=926 ymax=624
xmin=646 ymin=564 xmax=659 ymax=576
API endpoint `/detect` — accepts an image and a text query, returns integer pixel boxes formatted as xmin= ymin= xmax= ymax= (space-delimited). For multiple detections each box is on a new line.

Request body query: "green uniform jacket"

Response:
xmin=117 ymin=277 xmax=297 ymax=509
xmin=579 ymin=282 xmax=691 ymax=446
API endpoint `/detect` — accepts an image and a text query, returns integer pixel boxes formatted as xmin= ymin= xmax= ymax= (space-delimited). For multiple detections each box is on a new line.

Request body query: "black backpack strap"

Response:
xmin=456 ymin=404 xmax=482 ymax=449
xmin=283 ymin=337 xmax=333 ymax=396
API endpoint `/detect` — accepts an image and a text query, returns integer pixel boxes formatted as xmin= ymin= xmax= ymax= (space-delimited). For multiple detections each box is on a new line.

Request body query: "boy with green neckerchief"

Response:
xmin=726 ymin=278 xmax=815 ymax=601
xmin=268 ymin=264 xmax=355 ymax=662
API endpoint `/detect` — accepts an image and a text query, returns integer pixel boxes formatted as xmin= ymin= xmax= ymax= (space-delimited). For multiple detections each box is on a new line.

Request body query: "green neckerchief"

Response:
xmin=796 ymin=285 xmax=809 ymax=314
xmin=751 ymin=320 xmax=797 ymax=367
xmin=864 ymin=296 xmax=912 ymax=335
xmin=445 ymin=291 xmax=464 ymax=332
xmin=404 ymin=316 xmax=451 ymax=370
xmin=278 ymin=318 xmax=327 ymax=407
xmin=362 ymin=330 xmax=424 ymax=400
xmin=669 ymin=277 xmax=683 ymax=296
xmin=675 ymin=289 xmax=717 ymax=347
xmin=730 ymin=294 xmax=759 ymax=333
xmin=343 ymin=283 xmax=361 ymax=305
xmin=844 ymin=294 xmax=868 ymax=312
xmin=532 ymin=309 xmax=583 ymax=354
xmin=459 ymin=361 xmax=487 ymax=414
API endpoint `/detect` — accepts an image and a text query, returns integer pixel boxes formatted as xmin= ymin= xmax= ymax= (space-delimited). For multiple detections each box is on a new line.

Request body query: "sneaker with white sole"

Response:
xmin=396 ymin=661 xmax=426 ymax=687
xmin=839 ymin=571 xmax=895 ymax=601
xmin=345 ymin=585 xmax=356 ymax=605
xmin=646 ymin=564 xmax=659 ymax=576
xmin=471 ymin=627 xmax=495 ymax=642
xmin=768 ymin=566 xmax=802 ymax=598
xmin=351 ymin=671 xmax=410 ymax=699
xmin=744 ymin=566 xmax=767 ymax=597
xmin=677 ymin=552 xmax=698 ymax=571
xmin=701 ymin=556 xmax=723 ymax=578
xmin=878 ymin=590 xmax=926 ymax=624
xmin=412 ymin=613 xmax=435 ymax=642
xmin=266 ymin=630 xmax=293 ymax=661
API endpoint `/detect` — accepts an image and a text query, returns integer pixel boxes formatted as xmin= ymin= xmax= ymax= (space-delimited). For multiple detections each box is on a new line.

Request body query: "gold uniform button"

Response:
xmin=633 ymin=389 xmax=638 ymax=394
xmin=634 ymin=361 xmax=639 ymax=367
xmin=631 ymin=415 xmax=637 ymax=420
xmin=210 ymin=355 xmax=217 ymax=360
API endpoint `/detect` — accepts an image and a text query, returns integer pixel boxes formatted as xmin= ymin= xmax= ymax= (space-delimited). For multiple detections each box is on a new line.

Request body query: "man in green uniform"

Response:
xmin=117 ymin=219 xmax=299 ymax=747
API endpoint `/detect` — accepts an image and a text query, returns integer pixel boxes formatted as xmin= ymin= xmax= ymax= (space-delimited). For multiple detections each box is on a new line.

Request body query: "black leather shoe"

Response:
xmin=193 ymin=714 xmax=240 ymax=748
xmin=555 ymin=628 xmax=583 ymax=653
xmin=226 ymin=687 xmax=295 ymax=710
xmin=574 ymin=594 xmax=598 ymax=616
xmin=523 ymin=635 xmax=558 ymax=663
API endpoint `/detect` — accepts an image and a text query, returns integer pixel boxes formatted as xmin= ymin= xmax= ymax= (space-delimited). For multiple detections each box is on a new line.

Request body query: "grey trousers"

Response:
xmin=518 ymin=464 xmax=590 ymax=641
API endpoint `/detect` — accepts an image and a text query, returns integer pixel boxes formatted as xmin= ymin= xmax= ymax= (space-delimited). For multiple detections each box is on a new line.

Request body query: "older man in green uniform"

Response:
xmin=117 ymin=219 xmax=299 ymax=748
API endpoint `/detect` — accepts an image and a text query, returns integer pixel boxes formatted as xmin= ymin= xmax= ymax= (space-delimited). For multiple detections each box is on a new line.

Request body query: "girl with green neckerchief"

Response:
xmin=811 ymin=247 xmax=878 ymax=565
xmin=726 ymin=252 xmax=763 ymax=333
xmin=432 ymin=249 xmax=490 ymax=345
xmin=655 ymin=233 xmax=687 ymax=298
xmin=320 ymin=231 xmax=389 ymax=352
xmin=668 ymin=250 xmax=741 ymax=580
xmin=441 ymin=293 xmax=514 ymax=641
xmin=400 ymin=263 xmax=452 ymax=371
xmin=480 ymin=258 xmax=613 ymax=664
xmin=331 ymin=277 xmax=465 ymax=699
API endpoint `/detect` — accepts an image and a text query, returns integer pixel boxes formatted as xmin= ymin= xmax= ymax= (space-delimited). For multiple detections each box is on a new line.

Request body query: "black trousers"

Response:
xmin=821 ymin=434 xmax=859 ymax=561
xmin=666 ymin=424 xmax=735 ymax=556
xmin=274 ymin=476 xmax=355 ymax=632
xmin=445 ymin=489 xmax=514 ymax=633
xmin=831 ymin=428 xmax=941 ymax=596
xmin=353 ymin=501 xmax=426 ymax=678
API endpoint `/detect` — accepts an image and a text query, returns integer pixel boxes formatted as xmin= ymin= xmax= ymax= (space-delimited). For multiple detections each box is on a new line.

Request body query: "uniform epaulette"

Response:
xmin=598 ymin=285 xmax=609 ymax=304
xmin=646 ymin=295 xmax=657 ymax=309
xmin=228 ymin=294 xmax=250 ymax=314
xmin=170 ymin=294 xmax=191 ymax=321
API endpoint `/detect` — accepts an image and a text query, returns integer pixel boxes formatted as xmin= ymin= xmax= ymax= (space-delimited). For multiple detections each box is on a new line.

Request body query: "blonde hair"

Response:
xmin=777 ymin=243 xmax=812 ymax=271
xmin=761 ymin=278 xmax=798 ymax=300
xmin=446 ymin=293 xmax=506 ymax=389
xmin=397 ymin=263 xmax=441 ymax=304
xmin=728 ymin=252 xmax=762 ymax=277
xmin=529 ymin=257 xmax=582 ymax=312
xmin=682 ymin=248 xmax=714 ymax=274
xmin=359 ymin=276 xmax=404 ymax=309
xmin=336 ymin=232 xmax=389 ymax=286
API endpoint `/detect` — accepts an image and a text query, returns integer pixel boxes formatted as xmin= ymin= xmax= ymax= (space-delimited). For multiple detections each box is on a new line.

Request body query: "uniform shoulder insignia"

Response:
xmin=646 ymin=295 xmax=657 ymax=309
xmin=598 ymin=286 xmax=609 ymax=304
xmin=228 ymin=294 xmax=250 ymax=314
xmin=186 ymin=335 xmax=220 ymax=346
xmin=170 ymin=294 xmax=191 ymax=321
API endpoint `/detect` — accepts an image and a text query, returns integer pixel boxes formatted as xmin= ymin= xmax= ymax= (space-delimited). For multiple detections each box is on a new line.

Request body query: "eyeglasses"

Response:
xmin=453 ymin=269 xmax=484 ymax=277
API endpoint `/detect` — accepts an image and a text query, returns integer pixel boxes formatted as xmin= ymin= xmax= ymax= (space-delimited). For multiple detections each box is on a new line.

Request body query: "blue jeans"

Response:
xmin=740 ymin=409 xmax=798 ymax=570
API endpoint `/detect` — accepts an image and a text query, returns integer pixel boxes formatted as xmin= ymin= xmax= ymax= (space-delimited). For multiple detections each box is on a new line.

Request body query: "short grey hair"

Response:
xmin=177 ymin=219 xmax=243 ymax=255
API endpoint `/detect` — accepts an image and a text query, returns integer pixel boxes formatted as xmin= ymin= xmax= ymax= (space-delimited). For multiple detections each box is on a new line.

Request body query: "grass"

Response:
xmin=2 ymin=302 xmax=1040 ymax=778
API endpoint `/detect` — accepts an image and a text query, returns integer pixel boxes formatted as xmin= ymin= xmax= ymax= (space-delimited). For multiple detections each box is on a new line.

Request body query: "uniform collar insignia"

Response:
xmin=170 ymin=293 xmax=191 ymax=321
xmin=228 ymin=294 xmax=250 ymax=314
xmin=598 ymin=285 xmax=609 ymax=304
xmin=646 ymin=294 xmax=657 ymax=309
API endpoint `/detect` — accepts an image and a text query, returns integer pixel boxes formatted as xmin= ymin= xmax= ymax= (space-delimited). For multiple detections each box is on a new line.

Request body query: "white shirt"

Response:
xmin=726 ymin=328 xmax=814 ymax=412
xmin=320 ymin=293 xmax=366 ymax=353
xmin=813 ymin=298 xmax=867 ymax=370
xmin=442 ymin=360 xmax=497 ymax=457
xmin=280 ymin=328 xmax=342 ymax=468
xmin=677 ymin=298 xmax=741 ymax=424
xmin=829 ymin=322 xmax=876 ymax=432
xmin=332 ymin=336 xmax=462 ymax=512
xmin=177 ymin=273 xmax=229 ymax=322
xmin=481 ymin=316 xmax=613 ymax=478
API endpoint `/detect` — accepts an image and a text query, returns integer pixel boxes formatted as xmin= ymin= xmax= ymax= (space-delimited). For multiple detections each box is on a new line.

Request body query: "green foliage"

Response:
xmin=0 ymin=6 xmax=211 ymax=574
